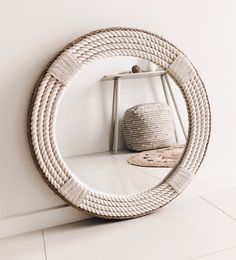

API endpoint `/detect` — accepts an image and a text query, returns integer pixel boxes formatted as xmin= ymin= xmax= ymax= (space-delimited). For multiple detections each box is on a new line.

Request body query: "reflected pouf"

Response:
xmin=123 ymin=103 xmax=176 ymax=152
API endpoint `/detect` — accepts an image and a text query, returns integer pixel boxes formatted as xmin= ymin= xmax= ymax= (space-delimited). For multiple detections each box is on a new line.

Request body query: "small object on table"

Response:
xmin=131 ymin=65 xmax=141 ymax=73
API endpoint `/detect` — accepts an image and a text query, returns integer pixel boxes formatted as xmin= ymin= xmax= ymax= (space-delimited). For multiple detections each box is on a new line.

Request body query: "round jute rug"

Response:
xmin=127 ymin=144 xmax=185 ymax=168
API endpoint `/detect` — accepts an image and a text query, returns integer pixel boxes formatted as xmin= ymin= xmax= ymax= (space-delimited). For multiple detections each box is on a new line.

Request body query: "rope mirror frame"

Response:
xmin=28 ymin=27 xmax=211 ymax=219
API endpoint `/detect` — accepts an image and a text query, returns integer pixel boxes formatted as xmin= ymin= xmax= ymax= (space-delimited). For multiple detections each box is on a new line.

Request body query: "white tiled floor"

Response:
xmin=42 ymin=196 xmax=236 ymax=260
xmin=0 ymin=230 xmax=45 ymax=260
xmin=200 ymin=187 xmax=236 ymax=220
xmin=1 ymin=161 xmax=236 ymax=259
xmin=194 ymin=247 xmax=236 ymax=260
xmin=1 ymin=189 xmax=236 ymax=260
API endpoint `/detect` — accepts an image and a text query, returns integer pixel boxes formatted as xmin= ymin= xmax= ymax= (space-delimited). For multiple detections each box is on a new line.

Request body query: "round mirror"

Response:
xmin=28 ymin=27 xmax=211 ymax=219
xmin=56 ymin=57 xmax=188 ymax=195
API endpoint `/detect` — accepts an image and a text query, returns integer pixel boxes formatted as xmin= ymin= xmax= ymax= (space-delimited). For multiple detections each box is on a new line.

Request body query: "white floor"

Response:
xmin=64 ymin=150 xmax=170 ymax=194
xmin=1 ymin=162 xmax=236 ymax=259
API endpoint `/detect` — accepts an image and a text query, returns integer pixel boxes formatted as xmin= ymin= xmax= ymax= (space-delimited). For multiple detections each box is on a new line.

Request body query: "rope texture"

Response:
xmin=166 ymin=165 xmax=193 ymax=193
xmin=48 ymin=51 xmax=82 ymax=85
xmin=29 ymin=27 xmax=211 ymax=219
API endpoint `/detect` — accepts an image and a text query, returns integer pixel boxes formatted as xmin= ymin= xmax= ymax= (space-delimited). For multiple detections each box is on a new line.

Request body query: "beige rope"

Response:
xmin=28 ymin=27 xmax=211 ymax=219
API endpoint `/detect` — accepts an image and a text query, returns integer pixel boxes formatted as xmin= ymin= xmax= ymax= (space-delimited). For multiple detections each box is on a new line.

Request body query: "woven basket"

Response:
xmin=123 ymin=103 xmax=176 ymax=151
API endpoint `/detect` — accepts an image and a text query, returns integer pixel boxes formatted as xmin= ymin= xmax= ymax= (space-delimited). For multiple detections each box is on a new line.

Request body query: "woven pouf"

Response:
xmin=127 ymin=144 xmax=185 ymax=168
xmin=123 ymin=103 xmax=176 ymax=152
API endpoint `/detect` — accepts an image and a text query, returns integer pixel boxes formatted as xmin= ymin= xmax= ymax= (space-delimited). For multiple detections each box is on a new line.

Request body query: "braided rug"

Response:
xmin=28 ymin=27 xmax=211 ymax=219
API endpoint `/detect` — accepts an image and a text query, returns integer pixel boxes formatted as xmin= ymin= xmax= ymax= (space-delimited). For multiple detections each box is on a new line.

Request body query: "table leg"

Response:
xmin=161 ymin=75 xmax=179 ymax=143
xmin=164 ymin=74 xmax=187 ymax=140
xmin=109 ymin=77 xmax=121 ymax=153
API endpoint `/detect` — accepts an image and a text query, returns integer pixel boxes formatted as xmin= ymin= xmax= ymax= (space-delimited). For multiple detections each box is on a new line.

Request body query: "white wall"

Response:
xmin=0 ymin=0 xmax=235 ymax=234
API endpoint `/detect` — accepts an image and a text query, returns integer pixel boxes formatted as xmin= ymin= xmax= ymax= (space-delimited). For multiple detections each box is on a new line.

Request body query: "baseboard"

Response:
xmin=0 ymin=205 xmax=91 ymax=239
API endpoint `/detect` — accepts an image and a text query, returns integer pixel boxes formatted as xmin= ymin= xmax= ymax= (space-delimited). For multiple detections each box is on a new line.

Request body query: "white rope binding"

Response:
xmin=58 ymin=175 xmax=89 ymax=206
xmin=166 ymin=165 xmax=194 ymax=193
xmin=167 ymin=53 xmax=195 ymax=85
xmin=48 ymin=51 xmax=81 ymax=86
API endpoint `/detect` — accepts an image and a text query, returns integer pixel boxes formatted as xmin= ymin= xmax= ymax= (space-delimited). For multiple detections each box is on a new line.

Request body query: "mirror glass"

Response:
xmin=56 ymin=57 xmax=188 ymax=194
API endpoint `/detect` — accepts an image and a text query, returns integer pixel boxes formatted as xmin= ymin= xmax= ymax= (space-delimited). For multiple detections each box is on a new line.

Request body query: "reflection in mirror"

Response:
xmin=56 ymin=57 xmax=188 ymax=194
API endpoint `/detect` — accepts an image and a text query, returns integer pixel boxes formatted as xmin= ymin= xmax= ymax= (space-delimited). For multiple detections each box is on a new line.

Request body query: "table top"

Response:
xmin=101 ymin=70 xmax=166 ymax=81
